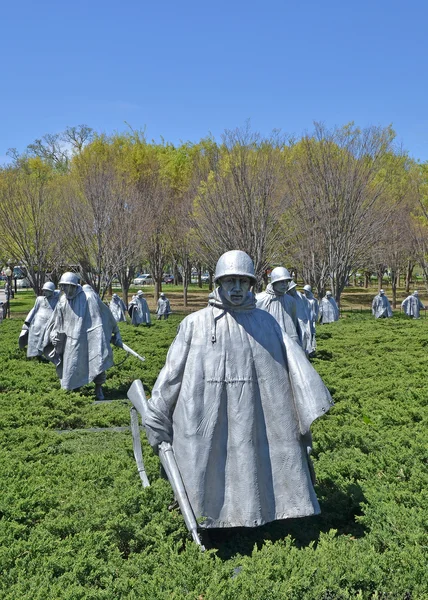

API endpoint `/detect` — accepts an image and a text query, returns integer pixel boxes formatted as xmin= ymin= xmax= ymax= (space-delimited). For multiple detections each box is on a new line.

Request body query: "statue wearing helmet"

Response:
xmin=109 ymin=293 xmax=127 ymax=322
xmin=318 ymin=291 xmax=339 ymax=324
xmin=141 ymin=250 xmax=333 ymax=533
xmin=128 ymin=290 xmax=151 ymax=326
xmin=19 ymin=282 xmax=60 ymax=357
xmin=302 ymin=284 xmax=319 ymax=349
xmin=372 ymin=289 xmax=393 ymax=319
xmin=255 ymin=265 xmax=299 ymax=344
xmin=41 ymin=272 xmax=123 ymax=399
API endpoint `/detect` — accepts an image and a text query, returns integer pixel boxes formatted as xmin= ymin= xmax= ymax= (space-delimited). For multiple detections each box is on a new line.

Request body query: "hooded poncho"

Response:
xmin=288 ymin=290 xmax=315 ymax=355
xmin=372 ymin=293 xmax=392 ymax=318
xmin=401 ymin=294 xmax=425 ymax=319
xmin=23 ymin=292 xmax=60 ymax=357
xmin=43 ymin=286 xmax=119 ymax=390
xmin=255 ymin=283 xmax=299 ymax=344
xmin=144 ymin=288 xmax=333 ymax=529
xmin=128 ymin=295 xmax=151 ymax=325
xmin=109 ymin=295 xmax=127 ymax=322
xmin=319 ymin=296 xmax=339 ymax=324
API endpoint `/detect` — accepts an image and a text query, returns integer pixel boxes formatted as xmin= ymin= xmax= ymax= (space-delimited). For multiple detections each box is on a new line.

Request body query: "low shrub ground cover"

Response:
xmin=0 ymin=307 xmax=427 ymax=599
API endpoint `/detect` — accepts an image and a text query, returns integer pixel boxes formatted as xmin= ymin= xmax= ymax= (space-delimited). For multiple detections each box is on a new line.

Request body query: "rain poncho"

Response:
xmin=319 ymin=296 xmax=339 ymax=323
xmin=288 ymin=290 xmax=315 ymax=355
xmin=128 ymin=295 xmax=151 ymax=325
xmin=22 ymin=292 xmax=60 ymax=357
xmin=157 ymin=296 xmax=171 ymax=317
xmin=255 ymin=283 xmax=299 ymax=344
xmin=144 ymin=288 xmax=333 ymax=529
xmin=43 ymin=285 xmax=121 ymax=390
xmin=109 ymin=294 xmax=127 ymax=322
xmin=401 ymin=294 xmax=425 ymax=319
xmin=372 ymin=293 xmax=392 ymax=318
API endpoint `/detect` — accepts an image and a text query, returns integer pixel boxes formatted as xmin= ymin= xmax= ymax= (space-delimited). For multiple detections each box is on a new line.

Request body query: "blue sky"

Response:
xmin=1 ymin=0 xmax=427 ymax=163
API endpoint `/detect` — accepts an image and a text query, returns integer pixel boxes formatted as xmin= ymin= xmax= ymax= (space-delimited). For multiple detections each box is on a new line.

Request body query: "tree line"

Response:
xmin=1 ymin=121 xmax=427 ymax=307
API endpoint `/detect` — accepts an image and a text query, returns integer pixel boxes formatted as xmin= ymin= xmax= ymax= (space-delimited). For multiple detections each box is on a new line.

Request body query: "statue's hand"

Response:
xmin=111 ymin=333 xmax=123 ymax=348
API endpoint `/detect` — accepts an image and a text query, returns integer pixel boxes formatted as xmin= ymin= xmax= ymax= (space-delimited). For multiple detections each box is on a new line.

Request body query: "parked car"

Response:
xmin=201 ymin=273 xmax=210 ymax=283
xmin=133 ymin=274 xmax=153 ymax=285
xmin=163 ymin=275 xmax=174 ymax=284
xmin=16 ymin=278 xmax=31 ymax=289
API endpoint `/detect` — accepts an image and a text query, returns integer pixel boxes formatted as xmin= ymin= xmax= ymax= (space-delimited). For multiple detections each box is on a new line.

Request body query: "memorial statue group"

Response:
xmin=14 ymin=254 xmax=426 ymax=545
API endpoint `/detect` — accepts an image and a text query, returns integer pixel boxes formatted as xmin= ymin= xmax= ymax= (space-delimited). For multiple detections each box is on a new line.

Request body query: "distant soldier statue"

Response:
xmin=372 ymin=289 xmax=392 ymax=319
xmin=255 ymin=266 xmax=299 ymax=344
xmin=42 ymin=272 xmax=123 ymax=400
xmin=128 ymin=290 xmax=151 ymax=326
xmin=156 ymin=292 xmax=171 ymax=320
xmin=110 ymin=293 xmax=127 ymax=322
xmin=401 ymin=291 xmax=425 ymax=319
xmin=287 ymin=281 xmax=314 ymax=355
xmin=302 ymin=284 xmax=319 ymax=351
xmin=141 ymin=250 xmax=333 ymax=531
xmin=319 ymin=291 xmax=339 ymax=324
xmin=19 ymin=282 xmax=60 ymax=357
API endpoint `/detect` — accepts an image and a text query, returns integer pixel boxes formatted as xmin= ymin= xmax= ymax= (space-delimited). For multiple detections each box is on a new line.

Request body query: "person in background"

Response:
xmin=318 ymin=291 xmax=339 ymax=324
xmin=128 ymin=290 xmax=151 ymax=326
xmin=110 ymin=293 xmax=127 ymax=322
xmin=42 ymin=272 xmax=122 ymax=400
xmin=19 ymin=282 xmax=60 ymax=357
xmin=156 ymin=292 xmax=171 ymax=320
xmin=372 ymin=289 xmax=393 ymax=319
xmin=401 ymin=291 xmax=425 ymax=319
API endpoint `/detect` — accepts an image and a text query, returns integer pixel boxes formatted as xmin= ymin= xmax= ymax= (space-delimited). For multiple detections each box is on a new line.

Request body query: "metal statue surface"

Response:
xmin=140 ymin=250 xmax=333 ymax=530
xmin=156 ymin=292 xmax=171 ymax=320
xmin=42 ymin=272 xmax=123 ymax=399
xmin=303 ymin=284 xmax=319 ymax=350
xmin=128 ymin=290 xmax=151 ymax=326
xmin=372 ymin=289 xmax=393 ymax=319
xmin=401 ymin=291 xmax=425 ymax=319
xmin=110 ymin=293 xmax=127 ymax=322
xmin=287 ymin=280 xmax=315 ymax=355
xmin=19 ymin=282 xmax=60 ymax=357
xmin=318 ymin=291 xmax=339 ymax=324
xmin=255 ymin=266 xmax=299 ymax=344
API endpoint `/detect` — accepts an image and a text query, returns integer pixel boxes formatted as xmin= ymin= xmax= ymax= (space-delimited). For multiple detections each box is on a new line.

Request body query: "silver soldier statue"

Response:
xmin=128 ymin=290 xmax=151 ymax=326
xmin=401 ymin=291 xmax=425 ymax=319
xmin=19 ymin=282 xmax=60 ymax=357
xmin=372 ymin=289 xmax=392 ymax=319
xmin=42 ymin=272 xmax=123 ymax=400
xmin=287 ymin=281 xmax=315 ymax=355
xmin=110 ymin=293 xmax=127 ymax=322
xmin=255 ymin=266 xmax=299 ymax=344
xmin=319 ymin=291 xmax=339 ymax=324
xmin=156 ymin=292 xmax=171 ymax=320
xmin=303 ymin=284 xmax=319 ymax=350
xmin=142 ymin=250 xmax=333 ymax=530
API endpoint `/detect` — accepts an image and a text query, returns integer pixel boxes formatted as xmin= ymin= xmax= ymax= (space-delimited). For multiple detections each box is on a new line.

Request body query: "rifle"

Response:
xmin=127 ymin=379 xmax=205 ymax=550
xmin=121 ymin=342 xmax=146 ymax=363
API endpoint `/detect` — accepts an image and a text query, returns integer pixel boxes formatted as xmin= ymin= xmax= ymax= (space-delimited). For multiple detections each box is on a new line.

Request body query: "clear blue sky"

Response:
xmin=1 ymin=0 xmax=427 ymax=163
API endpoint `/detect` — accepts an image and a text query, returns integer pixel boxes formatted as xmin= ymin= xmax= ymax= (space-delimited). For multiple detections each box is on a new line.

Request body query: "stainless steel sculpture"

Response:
xmin=109 ymin=293 xmax=127 ymax=322
xmin=42 ymin=272 xmax=123 ymax=399
xmin=401 ymin=291 xmax=425 ymax=319
xmin=372 ymin=289 xmax=393 ymax=318
xmin=319 ymin=291 xmax=339 ymax=323
xmin=256 ymin=266 xmax=300 ymax=343
xmin=135 ymin=250 xmax=333 ymax=535
xmin=303 ymin=284 xmax=319 ymax=350
xmin=156 ymin=293 xmax=171 ymax=320
xmin=19 ymin=282 xmax=60 ymax=357
xmin=128 ymin=290 xmax=151 ymax=326
xmin=287 ymin=281 xmax=315 ymax=355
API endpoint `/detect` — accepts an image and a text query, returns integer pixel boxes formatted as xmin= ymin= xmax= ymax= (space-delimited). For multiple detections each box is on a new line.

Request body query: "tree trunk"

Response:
xmin=405 ymin=261 xmax=413 ymax=294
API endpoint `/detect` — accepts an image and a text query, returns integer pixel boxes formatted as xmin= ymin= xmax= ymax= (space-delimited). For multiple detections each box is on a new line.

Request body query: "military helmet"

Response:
xmin=59 ymin=272 xmax=79 ymax=286
xmin=137 ymin=290 xmax=144 ymax=296
xmin=214 ymin=250 xmax=256 ymax=284
xmin=303 ymin=284 xmax=312 ymax=293
xmin=326 ymin=290 xmax=332 ymax=297
xmin=270 ymin=267 xmax=292 ymax=284
xmin=287 ymin=280 xmax=297 ymax=291
xmin=42 ymin=281 xmax=56 ymax=292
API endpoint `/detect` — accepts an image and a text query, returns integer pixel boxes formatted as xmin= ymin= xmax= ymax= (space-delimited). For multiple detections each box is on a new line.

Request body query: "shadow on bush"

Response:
xmin=203 ymin=481 xmax=366 ymax=560
xmin=314 ymin=349 xmax=333 ymax=361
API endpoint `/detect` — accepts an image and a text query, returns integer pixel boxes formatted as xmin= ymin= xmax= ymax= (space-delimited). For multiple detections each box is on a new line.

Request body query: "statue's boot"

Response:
xmin=95 ymin=384 xmax=105 ymax=400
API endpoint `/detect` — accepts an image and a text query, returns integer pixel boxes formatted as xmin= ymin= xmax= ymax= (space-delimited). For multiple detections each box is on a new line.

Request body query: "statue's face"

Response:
xmin=43 ymin=289 xmax=53 ymax=298
xmin=219 ymin=276 xmax=251 ymax=305
xmin=273 ymin=280 xmax=288 ymax=294
xmin=61 ymin=283 xmax=78 ymax=299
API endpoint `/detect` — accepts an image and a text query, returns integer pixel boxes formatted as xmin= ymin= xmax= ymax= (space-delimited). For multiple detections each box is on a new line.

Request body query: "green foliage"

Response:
xmin=0 ymin=314 xmax=427 ymax=599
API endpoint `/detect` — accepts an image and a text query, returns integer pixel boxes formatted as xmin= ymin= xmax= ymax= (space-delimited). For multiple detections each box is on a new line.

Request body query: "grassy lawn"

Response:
xmin=0 ymin=287 xmax=427 ymax=598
